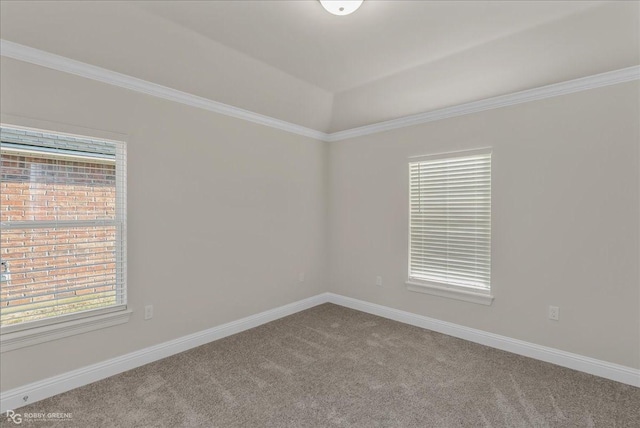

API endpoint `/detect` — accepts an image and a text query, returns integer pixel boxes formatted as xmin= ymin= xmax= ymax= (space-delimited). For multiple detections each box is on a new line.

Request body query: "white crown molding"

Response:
xmin=0 ymin=40 xmax=328 ymax=141
xmin=2 ymin=292 xmax=637 ymax=412
xmin=1 ymin=39 xmax=639 ymax=143
xmin=326 ymin=65 xmax=640 ymax=142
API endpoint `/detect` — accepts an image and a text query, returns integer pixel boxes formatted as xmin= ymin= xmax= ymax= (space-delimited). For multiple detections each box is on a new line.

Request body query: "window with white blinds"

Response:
xmin=0 ymin=126 xmax=127 ymax=333
xmin=409 ymin=149 xmax=491 ymax=293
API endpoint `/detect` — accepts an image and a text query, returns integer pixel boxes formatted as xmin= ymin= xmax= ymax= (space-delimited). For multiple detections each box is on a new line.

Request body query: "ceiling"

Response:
xmin=1 ymin=1 xmax=638 ymax=133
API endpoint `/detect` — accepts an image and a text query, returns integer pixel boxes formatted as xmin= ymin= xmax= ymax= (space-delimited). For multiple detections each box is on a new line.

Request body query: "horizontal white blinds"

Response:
xmin=0 ymin=126 xmax=126 ymax=330
xmin=409 ymin=151 xmax=491 ymax=290
xmin=0 ymin=126 xmax=117 ymax=157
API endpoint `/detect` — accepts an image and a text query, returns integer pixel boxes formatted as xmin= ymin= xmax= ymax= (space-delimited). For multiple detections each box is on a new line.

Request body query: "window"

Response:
xmin=0 ymin=126 xmax=129 ymax=350
xmin=407 ymin=148 xmax=493 ymax=305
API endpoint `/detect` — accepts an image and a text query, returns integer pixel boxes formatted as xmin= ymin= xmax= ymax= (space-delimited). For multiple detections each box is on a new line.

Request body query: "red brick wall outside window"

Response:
xmin=1 ymin=152 xmax=118 ymax=326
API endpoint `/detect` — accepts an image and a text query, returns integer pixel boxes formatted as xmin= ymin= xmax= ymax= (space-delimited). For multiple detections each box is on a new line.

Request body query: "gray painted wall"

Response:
xmin=1 ymin=57 xmax=638 ymax=393
xmin=0 ymin=58 xmax=328 ymax=391
xmin=329 ymin=81 xmax=640 ymax=368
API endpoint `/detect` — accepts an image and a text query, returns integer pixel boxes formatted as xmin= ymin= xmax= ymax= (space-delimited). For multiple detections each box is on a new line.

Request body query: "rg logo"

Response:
xmin=5 ymin=410 xmax=22 ymax=424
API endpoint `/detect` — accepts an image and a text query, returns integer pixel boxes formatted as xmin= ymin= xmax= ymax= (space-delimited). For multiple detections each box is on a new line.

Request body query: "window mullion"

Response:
xmin=0 ymin=126 xmax=127 ymax=333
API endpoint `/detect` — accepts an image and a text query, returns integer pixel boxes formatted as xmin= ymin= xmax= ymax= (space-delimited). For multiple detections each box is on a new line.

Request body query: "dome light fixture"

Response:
xmin=319 ymin=0 xmax=364 ymax=16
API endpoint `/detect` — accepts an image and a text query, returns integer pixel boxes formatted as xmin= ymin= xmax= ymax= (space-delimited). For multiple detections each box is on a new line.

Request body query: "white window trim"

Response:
xmin=407 ymin=147 xmax=493 ymax=306
xmin=0 ymin=124 xmax=130 ymax=350
xmin=0 ymin=307 xmax=132 ymax=352
xmin=406 ymin=280 xmax=494 ymax=305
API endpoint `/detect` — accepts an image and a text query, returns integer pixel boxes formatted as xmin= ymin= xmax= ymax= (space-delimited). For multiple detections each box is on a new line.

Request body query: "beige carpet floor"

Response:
xmin=10 ymin=303 xmax=640 ymax=427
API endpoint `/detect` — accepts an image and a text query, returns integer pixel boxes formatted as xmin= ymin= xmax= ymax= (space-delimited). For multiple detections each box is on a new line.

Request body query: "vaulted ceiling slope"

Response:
xmin=1 ymin=1 xmax=638 ymax=133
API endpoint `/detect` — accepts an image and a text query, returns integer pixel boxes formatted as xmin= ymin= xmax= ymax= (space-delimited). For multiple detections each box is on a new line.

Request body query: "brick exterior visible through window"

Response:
xmin=1 ymin=153 xmax=119 ymax=325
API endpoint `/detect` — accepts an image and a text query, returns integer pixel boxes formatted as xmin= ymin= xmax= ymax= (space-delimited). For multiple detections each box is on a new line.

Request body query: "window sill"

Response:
xmin=406 ymin=280 xmax=494 ymax=306
xmin=0 ymin=308 xmax=132 ymax=353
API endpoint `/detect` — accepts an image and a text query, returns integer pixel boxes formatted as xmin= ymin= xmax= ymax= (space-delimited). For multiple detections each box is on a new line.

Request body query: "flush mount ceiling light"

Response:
xmin=319 ymin=0 xmax=364 ymax=16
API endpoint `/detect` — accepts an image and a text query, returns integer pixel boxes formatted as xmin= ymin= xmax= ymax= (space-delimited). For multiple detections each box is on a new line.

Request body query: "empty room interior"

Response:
xmin=0 ymin=0 xmax=639 ymax=426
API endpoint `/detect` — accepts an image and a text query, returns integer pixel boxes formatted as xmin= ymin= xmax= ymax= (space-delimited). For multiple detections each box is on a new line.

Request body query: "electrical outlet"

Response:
xmin=144 ymin=305 xmax=153 ymax=320
xmin=376 ymin=276 xmax=383 ymax=287
xmin=298 ymin=272 xmax=305 ymax=283
xmin=548 ymin=306 xmax=559 ymax=321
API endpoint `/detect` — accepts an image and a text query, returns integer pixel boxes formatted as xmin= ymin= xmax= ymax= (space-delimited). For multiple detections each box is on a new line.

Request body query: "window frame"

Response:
xmin=0 ymin=125 xmax=130 ymax=352
xmin=405 ymin=148 xmax=494 ymax=306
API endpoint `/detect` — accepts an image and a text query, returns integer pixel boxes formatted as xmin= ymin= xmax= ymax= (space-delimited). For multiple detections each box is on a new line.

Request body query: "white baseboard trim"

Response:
xmin=325 ymin=293 xmax=640 ymax=388
xmin=0 ymin=293 xmax=329 ymax=413
xmin=2 ymin=292 xmax=638 ymax=412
